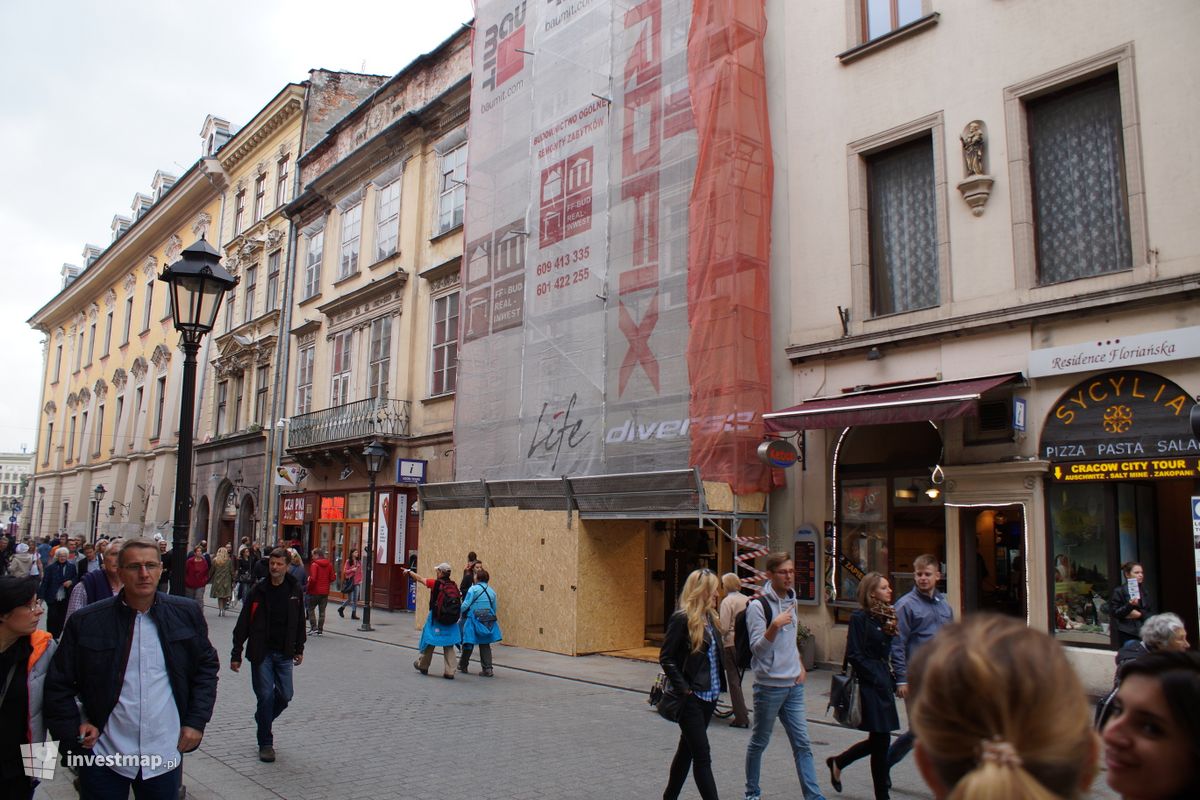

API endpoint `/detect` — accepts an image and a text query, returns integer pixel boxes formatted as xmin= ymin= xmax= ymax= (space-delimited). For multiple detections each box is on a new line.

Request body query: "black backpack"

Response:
xmin=733 ymin=596 xmax=772 ymax=670
xmin=433 ymin=579 xmax=462 ymax=625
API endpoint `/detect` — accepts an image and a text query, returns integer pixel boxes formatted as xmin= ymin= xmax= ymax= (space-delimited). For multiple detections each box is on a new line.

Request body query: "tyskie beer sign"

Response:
xmin=1042 ymin=370 xmax=1199 ymax=480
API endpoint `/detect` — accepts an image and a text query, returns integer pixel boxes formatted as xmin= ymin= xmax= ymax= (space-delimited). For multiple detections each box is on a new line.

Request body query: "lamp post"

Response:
xmin=360 ymin=439 xmax=388 ymax=631
xmin=160 ymin=238 xmax=238 ymax=596
xmin=90 ymin=484 xmax=106 ymax=544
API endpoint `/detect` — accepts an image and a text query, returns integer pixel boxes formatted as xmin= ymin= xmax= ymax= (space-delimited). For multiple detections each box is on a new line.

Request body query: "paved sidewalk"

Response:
xmin=32 ymin=601 xmax=1117 ymax=799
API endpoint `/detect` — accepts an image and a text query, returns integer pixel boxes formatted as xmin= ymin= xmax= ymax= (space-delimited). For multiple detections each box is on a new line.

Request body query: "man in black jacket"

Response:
xmin=45 ymin=537 xmax=220 ymax=798
xmin=231 ymin=548 xmax=305 ymax=763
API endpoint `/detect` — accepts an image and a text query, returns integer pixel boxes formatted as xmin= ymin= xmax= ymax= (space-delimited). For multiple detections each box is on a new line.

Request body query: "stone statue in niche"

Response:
xmin=956 ymin=119 xmax=994 ymax=217
xmin=960 ymin=120 xmax=985 ymax=176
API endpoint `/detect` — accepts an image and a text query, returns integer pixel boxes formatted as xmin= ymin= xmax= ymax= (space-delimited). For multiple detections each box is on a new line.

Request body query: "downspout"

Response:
xmin=262 ymin=83 xmax=310 ymax=546
xmin=27 ymin=333 xmax=50 ymax=538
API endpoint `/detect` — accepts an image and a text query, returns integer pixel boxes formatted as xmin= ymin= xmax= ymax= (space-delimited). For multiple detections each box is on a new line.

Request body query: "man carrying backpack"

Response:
xmin=404 ymin=562 xmax=462 ymax=679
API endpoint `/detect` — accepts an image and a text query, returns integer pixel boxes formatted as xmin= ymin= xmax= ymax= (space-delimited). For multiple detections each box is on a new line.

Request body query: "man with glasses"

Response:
xmin=743 ymin=552 xmax=826 ymax=800
xmin=46 ymin=537 xmax=219 ymax=799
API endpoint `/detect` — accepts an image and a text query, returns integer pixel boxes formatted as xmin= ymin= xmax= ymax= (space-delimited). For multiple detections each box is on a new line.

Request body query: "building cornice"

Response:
xmin=316 ymin=269 xmax=408 ymax=319
xmin=218 ymin=86 xmax=305 ymax=173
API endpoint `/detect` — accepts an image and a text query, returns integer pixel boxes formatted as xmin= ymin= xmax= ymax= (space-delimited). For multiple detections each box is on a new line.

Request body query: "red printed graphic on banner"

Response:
xmin=539 ymin=147 xmax=594 ymax=246
xmin=462 ymin=218 xmax=527 ymax=341
xmin=481 ymin=2 xmax=527 ymax=93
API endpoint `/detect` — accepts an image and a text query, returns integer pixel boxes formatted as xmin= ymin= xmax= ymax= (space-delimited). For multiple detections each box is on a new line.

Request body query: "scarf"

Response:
xmin=868 ymin=597 xmax=898 ymax=638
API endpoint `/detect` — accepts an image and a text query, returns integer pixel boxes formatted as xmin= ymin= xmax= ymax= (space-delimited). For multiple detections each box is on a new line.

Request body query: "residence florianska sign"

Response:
xmin=1042 ymin=370 xmax=1200 ymax=482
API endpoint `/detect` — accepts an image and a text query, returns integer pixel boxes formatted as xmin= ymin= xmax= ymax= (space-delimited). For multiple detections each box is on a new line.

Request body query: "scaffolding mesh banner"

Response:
xmin=459 ymin=0 xmax=779 ymax=494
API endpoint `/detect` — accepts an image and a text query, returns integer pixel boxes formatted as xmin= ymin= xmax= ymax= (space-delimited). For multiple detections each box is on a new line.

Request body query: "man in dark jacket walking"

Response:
xmin=231 ymin=548 xmax=306 ymax=763
xmin=45 ymin=537 xmax=220 ymax=797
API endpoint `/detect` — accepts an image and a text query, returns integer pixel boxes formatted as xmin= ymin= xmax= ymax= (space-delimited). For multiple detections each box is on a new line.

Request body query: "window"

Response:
xmin=861 ymin=0 xmax=923 ymax=41
xmin=123 ymin=297 xmax=133 ymax=344
xmin=244 ymin=266 xmax=257 ymax=324
xmin=95 ymin=404 xmax=104 ymax=455
xmin=67 ymin=416 xmax=76 ymax=461
xmin=368 ymin=317 xmax=391 ymax=400
xmin=437 ymin=144 xmax=467 ymax=233
xmin=153 ymin=376 xmax=166 ymax=439
xmin=254 ymin=174 xmax=266 ymax=221
xmin=339 ymin=204 xmax=362 ymax=279
xmin=266 ymin=251 xmax=281 ymax=312
xmin=44 ymin=422 xmax=52 ymax=464
xmin=303 ymin=230 xmax=323 ymax=299
xmin=233 ymin=374 xmax=244 ymax=431
xmin=142 ymin=279 xmax=154 ymax=331
xmin=133 ymin=387 xmax=143 ymax=444
xmin=867 ymin=135 xmax=939 ymax=316
xmin=102 ymin=311 xmax=113 ymax=357
xmin=233 ymin=190 xmax=246 ymax=236
xmin=86 ymin=324 xmax=96 ymax=365
xmin=275 ymin=156 xmax=290 ymax=207
xmin=295 ymin=346 xmax=314 ymax=416
xmin=255 ymin=365 xmax=269 ymax=427
xmin=75 ymin=332 xmax=83 ymax=372
xmin=330 ymin=330 xmax=353 ymax=406
xmin=53 ymin=345 xmax=62 ymax=383
xmin=431 ymin=292 xmax=459 ymax=395
xmin=216 ymin=381 xmax=228 ymax=435
xmin=62 ymin=502 xmax=69 ymax=529
xmin=79 ymin=412 xmax=88 ymax=463
xmin=376 ymin=180 xmax=401 ymax=260
xmin=1027 ymin=74 xmax=1131 ymax=285
xmin=224 ymin=283 xmax=236 ymax=332
xmin=115 ymin=396 xmax=124 ymax=443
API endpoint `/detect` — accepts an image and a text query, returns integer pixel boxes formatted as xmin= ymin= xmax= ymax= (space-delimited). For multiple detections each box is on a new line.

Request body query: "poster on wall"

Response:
xmin=395 ymin=492 xmax=408 ymax=566
xmin=376 ymin=493 xmax=390 ymax=565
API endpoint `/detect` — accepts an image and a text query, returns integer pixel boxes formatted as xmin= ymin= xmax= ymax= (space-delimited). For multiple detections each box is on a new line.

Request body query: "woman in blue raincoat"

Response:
xmin=407 ymin=562 xmax=463 ymax=679
xmin=457 ymin=568 xmax=502 ymax=677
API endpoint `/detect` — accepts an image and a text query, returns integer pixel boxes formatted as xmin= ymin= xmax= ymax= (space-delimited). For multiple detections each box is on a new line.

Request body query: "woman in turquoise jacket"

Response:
xmin=457 ymin=568 xmax=502 ymax=677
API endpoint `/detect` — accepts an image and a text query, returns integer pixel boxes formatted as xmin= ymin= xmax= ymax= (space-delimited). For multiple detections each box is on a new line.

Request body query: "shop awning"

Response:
xmin=764 ymin=373 xmax=1022 ymax=432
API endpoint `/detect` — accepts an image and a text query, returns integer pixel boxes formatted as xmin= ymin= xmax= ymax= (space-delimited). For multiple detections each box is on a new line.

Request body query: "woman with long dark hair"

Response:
xmin=659 ymin=568 xmax=725 ymax=800
xmin=337 ymin=550 xmax=362 ymax=620
xmin=0 ymin=576 xmax=57 ymax=799
xmin=827 ymin=571 xmax=899 ymax=800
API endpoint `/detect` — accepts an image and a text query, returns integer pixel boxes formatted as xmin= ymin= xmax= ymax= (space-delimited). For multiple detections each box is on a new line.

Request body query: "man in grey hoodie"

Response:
xmin=743 ymin=552 xmax=826 ymax=800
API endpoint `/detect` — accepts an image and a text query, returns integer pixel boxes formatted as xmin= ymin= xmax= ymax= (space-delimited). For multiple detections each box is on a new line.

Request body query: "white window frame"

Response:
xmin=123 ymin=297 xmax=133 ymax=344
xmin=244 ymin=266 xmax=257 ymax=324
xmin=375 ymin=180 xmax=401 ymax=260
xmin=295 ymin=346 xmax=314 ymax=416
xmin=266 ymin=250 xmax=281 ymax=312
xmin=233 ymin=189 xmax=246 ymax=236
xmin=253 ymin=173 xmax=266 ymax=221
xmin=303 ymin=229 xmax=324 ymax=299
xmin=330 ymin=330 xmax=354 ymax=406
xmin=368 ymin=316 xmax=391 ymax=400
xmin=142 ymin=279 xmax=154 ymax=331
xmin=153 ymin=376 xmax=167 ymax=439
xmin=437 ymin=143 xmax=467 ymax=234
xmin=216 ymin=380 xmax=228 ymax=435
xmin=339 ymin=203 xmax=362 ymax=279
xmin=275 ymin=156 xmax=290 ymax=208
xmin=430 ymin=291 xmax=459 ymax=396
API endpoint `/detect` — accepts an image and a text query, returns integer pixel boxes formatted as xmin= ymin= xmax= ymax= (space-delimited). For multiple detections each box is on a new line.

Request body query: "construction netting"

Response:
xmin=458 ymin=0 xmax=779 ymax=495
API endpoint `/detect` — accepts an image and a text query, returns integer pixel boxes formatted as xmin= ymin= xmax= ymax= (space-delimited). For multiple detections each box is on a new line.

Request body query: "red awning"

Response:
xmin=764 ymin=373 xmax=1022 ymax=432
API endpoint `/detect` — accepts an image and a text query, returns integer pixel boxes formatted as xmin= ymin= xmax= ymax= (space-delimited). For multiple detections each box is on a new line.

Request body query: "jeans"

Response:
xmin=306 ymin=594 xmax=329 ymax=631
xmin=251 ymin=651 xmax=294 ymax=747
xmin=339 ymin=584 xmax=359 ymax=612
xmin=745 ymin=682 xmax=825 ymax=800
xmin=78 ymin=764 xmax=182 ymax=800
xmin=664 ymin=695 xmax=718 ymax=800
xmin=835 ymin=732 xmax=891 ymax=800
xmin=886 ymin=695 xmax=913 ymax=767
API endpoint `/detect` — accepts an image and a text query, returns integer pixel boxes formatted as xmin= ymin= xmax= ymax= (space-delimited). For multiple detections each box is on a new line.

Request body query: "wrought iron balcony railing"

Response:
xmin=287 ymin=398 xmax=411 ymax=449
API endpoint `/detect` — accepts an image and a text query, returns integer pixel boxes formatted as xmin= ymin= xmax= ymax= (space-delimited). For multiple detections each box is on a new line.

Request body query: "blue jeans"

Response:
xmin=887 ymin=729 xmax=913 ymax=767
xmin=745 ymin=682 xmax=826 ymax=800
xmin=251 ymin=651 xmax=294 ymax=747
xmin=78 ymin=764 xmax=182 ymax=799
xmin=339 ymin=584 xmax=359 ymax=611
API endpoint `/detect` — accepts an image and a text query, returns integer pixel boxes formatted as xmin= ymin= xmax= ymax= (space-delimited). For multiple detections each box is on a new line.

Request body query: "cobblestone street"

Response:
xmin=35 ymin=602 xmax=1118 ymax=799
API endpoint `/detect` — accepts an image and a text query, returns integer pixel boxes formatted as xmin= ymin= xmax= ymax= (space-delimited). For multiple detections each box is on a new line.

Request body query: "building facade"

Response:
xmin=0 ymin=452 xmax=35 ymax=536
xmin=278 ymin=31 xmax=470 ymax=609
xmin=765 ymin=0 xmax=1200 ymax=691
xmin=28 ymin=157 xmax=224 ymax=543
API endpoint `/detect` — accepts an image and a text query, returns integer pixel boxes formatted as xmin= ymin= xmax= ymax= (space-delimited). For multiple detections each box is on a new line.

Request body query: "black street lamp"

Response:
xmin=160 ymin=238 xmax=237 ymax=596
xmin=90 ymin=484 xmax=106 ymax=544
xmin=360 ymin=439 xmax=388 ymax=631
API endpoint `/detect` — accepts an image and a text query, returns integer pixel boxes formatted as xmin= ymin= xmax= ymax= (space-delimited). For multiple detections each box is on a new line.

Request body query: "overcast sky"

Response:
xmin=0 ymin=0 xmax=475 ymax=455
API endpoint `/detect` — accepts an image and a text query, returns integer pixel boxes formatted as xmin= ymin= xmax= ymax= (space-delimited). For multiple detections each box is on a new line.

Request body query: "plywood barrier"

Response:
xmin=419 ymin=507 xmax=647 ymax=655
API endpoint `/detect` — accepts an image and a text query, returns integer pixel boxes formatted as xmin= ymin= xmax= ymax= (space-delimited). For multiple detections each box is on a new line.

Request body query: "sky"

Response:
xmin=0 ymin=0 xmax=475 ymax=454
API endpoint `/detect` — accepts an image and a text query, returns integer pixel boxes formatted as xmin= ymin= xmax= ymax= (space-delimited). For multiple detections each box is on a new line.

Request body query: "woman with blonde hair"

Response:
xmin=908 ymin=613 xmax=1098 ymax=800
xmin=827 ymin=571 xmax=899 ymax=799
xmin=209 ymin=546 xmax=234 ymax=616
xmin=659 ymin=568 xmax=725 ymax=800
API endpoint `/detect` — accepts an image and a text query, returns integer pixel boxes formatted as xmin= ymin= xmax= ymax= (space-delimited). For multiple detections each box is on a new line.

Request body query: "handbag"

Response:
xmin=827 ymin=650 xmax=862 ymax=728
xmin=654 ymin=673 xmax=685 ymax=723
xmin=464 ymin=587 xmax=497 ymax=624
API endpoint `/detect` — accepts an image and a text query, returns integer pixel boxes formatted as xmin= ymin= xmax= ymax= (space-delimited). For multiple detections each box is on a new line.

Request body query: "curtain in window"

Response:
xmin=1028 ymin=76 xmax=1131 ymax=284
xmin=868 ymin=137 xmax=939 ymax=316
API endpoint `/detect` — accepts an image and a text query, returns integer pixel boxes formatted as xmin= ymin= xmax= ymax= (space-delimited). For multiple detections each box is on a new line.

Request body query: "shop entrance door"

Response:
xmin=332 ymin=522 xmax=362 ymax=591
xmin=960 ymin=505 xmax=1027 ymax=619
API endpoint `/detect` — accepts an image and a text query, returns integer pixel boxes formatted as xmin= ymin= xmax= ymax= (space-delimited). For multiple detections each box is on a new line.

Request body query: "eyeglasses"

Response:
xmin=21 ymin=599 xmax=43 ymax=613
xmin=120 ymin=561 xmax=163 ymax=573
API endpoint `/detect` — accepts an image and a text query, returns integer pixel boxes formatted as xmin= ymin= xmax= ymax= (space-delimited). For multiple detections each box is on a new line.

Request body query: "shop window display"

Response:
xmin=1049 ymin=484 xmax=1111 ymax=645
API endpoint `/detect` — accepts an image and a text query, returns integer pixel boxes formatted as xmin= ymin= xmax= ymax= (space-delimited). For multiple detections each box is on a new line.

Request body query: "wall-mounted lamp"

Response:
xmin=866 ymin=346 xmax=884 ymax=361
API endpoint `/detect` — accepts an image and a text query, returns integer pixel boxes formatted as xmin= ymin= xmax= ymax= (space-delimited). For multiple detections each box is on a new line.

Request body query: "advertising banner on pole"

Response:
xmin=459 ymin=0 xmax=777 ymax=494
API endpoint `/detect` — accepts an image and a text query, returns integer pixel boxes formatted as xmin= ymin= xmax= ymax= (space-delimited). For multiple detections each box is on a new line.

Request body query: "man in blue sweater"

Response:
xmin=743 ymin=552 xmax=825 ymax=800
xmin=887 ymin=554 xmax=953 ymax=770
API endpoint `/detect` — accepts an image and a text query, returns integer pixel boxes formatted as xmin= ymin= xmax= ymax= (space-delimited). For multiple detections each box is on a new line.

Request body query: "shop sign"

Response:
xmin=281 ymin=496 xmax=306 ymax=524
xmin=1041 ymin=370 xmax=1199 ymax=466
xmin=756 ymin=439 xmax=798 ymax=468
xmin=1049 ymin=458 xmax=1200 ymax=482
xmin=319 ymin=496 xmax=346 ymax=520
xmin=1029 ymin=325 xmax=1200 ymax=378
